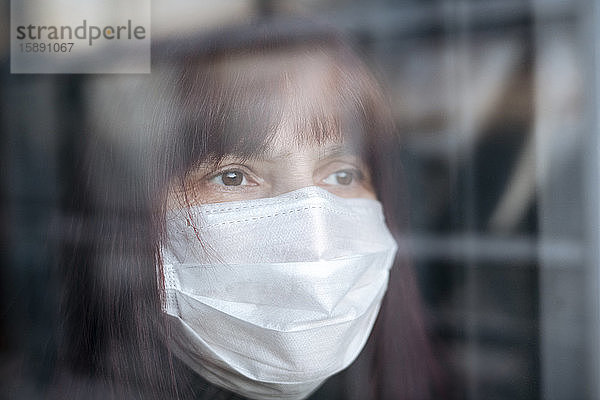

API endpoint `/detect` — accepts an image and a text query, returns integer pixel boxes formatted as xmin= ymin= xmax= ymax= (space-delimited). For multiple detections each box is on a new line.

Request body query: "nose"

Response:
xmin=267 ymin=155 xmax=316 ymax=197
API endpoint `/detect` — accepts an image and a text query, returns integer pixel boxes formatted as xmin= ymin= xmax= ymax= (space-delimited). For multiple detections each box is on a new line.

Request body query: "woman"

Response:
xmin=53 ymin=19 xmax=440 ymax=400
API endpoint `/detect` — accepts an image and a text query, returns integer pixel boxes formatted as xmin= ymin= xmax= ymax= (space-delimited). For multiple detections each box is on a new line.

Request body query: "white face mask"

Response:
xmin=160 ymin=186 xmax=397 ymax=400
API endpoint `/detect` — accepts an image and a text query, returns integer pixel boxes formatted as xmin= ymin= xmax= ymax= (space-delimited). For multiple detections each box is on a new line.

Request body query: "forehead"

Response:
xmin=257 ymin=117 xmax=364 ymax=162
xmin=208 ymin=47 xmax=349 ymax=117
xmin=205 ymin=48 xmax=366 ymax=148
xmin=175 ymin=41 xmax=384 ymax=173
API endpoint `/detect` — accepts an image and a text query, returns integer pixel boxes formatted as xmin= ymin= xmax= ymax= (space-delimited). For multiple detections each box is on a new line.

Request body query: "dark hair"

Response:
xmin=52 ymin=19 xmax=441 ymax=400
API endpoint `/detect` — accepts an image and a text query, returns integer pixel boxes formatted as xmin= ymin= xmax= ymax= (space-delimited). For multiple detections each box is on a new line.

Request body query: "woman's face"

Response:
xmin=159 ymin=44 xmax=397 ymax=400
xmin=170 ymin=48 xmax=377 ymax=206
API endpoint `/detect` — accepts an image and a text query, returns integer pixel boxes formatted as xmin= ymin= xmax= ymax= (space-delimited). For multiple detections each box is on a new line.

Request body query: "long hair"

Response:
xmin=52 ymin=19 xmax=440 ymax=400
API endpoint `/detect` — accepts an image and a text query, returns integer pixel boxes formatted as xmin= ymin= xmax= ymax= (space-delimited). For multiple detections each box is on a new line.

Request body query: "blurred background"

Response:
xmin=2 ymin=0 xmax=600 ymax=399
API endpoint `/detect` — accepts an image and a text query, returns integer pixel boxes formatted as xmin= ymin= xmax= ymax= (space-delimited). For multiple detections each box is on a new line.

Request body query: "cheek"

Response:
xmin=322 ymin=185 xmax=377 ymax=200
xmin=194 ymin=188 xmax=267 ymax=204
xmin=173 ymin=184 xmax=270 ymax=206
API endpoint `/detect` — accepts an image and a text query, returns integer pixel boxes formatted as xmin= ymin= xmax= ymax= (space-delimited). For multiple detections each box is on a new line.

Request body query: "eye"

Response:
xmin=210 ymin=170 xmax=248 ymax=186
xmin=322 ymin=170 xmax=358 ymax=186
